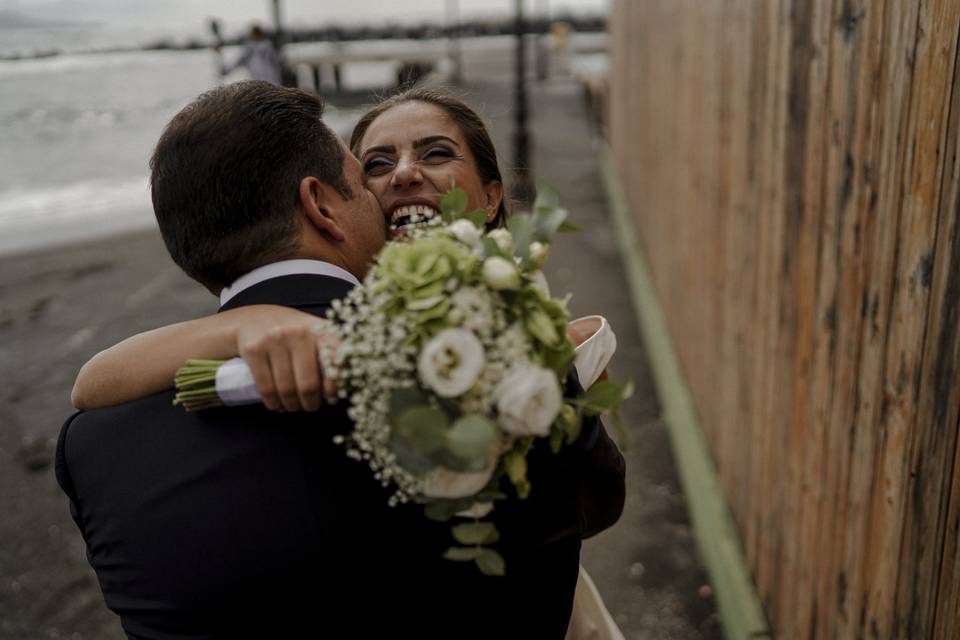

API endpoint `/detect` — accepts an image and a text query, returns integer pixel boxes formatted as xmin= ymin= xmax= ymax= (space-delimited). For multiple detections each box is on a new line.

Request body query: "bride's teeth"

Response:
xmin=391 ymin=204 xmax=438 ymax=226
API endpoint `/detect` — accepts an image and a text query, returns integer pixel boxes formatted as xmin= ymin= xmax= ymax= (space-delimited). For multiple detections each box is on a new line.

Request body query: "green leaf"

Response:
xmin=424 ymin=498 xmax=475 ymax=522
xmin=474 ymin=490 xmax=508 ymax=502
xmin=389 ymin=387 xmax=428 ymax=418
xmin=440 ymin=187 xmax=468 ymax=216
xmin=475 ymin=549 xmax=506 ymax=576
xmin=392 ymin=405 xmax=448 ymax=455
xmin=549 ymin=426 xmax=565 ymax=454
xmin=557 ymin=221 xmax=582 ymax=233
xmin=482 ymin=237 xmax=507 ymax=259
xmin=461 ymin=208 xmax=489 ymax=228
xmin=533 ymin=178 xmax=560 ymax=212
xmin=581 ymin=380 xmax=625 ymax=414
xmin=444 ymin=546 xmax=482 ymax=562
xmin=532 ymin=207 xmax=569 ymax=242
xmin=446 ymin=415 xmax=497 ymax=463
xmin=506 ymin=214 xmax=534 ymax=261
xmin=451 ymin=522 xmax=497 ymax=545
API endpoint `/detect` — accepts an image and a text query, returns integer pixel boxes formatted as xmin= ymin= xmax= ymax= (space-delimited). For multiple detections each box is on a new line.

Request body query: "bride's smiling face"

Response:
xmin=355 ymin=101 xmax=503 ymax=237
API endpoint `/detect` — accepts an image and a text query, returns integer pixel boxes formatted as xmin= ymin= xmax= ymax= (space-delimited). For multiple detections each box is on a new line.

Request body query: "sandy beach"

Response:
xmin=0 ymin=44 xmax=719 ymax=639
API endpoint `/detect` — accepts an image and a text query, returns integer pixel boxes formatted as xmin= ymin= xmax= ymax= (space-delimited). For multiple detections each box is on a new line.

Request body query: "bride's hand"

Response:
xmin=234 ymin=306 xmax=339 ymax=412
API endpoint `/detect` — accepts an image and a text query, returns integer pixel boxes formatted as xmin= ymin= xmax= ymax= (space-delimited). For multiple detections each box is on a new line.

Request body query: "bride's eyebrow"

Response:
xmin=361 ymin=145 xmax=395 ymax=158
xmin=413 ymin=135 xmax=459 ymax=149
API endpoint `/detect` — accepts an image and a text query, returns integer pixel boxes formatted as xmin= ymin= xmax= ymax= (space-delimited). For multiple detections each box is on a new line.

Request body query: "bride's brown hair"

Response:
xmin=349 ymin=87 xmax=508 ymax=229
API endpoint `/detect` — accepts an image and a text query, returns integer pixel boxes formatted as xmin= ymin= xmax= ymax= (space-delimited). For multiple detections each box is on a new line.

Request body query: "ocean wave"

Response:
xmin=0 ymin=178 xmax=151 ymax=224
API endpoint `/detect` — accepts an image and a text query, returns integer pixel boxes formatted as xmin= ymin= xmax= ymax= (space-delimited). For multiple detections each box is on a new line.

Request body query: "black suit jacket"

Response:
xmin=56 ymin=274 xmax=626 ymax=639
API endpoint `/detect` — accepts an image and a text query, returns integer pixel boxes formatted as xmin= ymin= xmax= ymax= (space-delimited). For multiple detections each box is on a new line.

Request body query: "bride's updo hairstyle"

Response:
xmin=349 ymin=87 xmax=509 ymax=230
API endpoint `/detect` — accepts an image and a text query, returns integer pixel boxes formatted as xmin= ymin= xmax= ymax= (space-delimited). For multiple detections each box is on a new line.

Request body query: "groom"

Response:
xmin=56 ymin=81 xmax=625 ymax=639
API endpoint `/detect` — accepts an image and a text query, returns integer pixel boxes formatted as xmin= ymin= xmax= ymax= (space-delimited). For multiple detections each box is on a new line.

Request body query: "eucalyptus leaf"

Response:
xmin=482 ymin=237 xmax=506 ymax=259
xmin=506 ymin=214 xmax=534 ymax=261
xmin=475 ymin=549 xmax=506 ymax=576
xmin=444 ymin=546 xmax=483 ymax=562
xmin=425 ymin=498 xmax=476 ymax=522
xmin=390 ymin=433 xmax=439 ymax=474
xmin=462 ymin=208 xmax=489 ymax=228
xmin=440 ymin=187 xmax=468 ymax=216
xmin=581 ymin=380 xmax=624 ymax=414
xmin=392 ymin=406 xmax=449 ymax=455
xmin=532 ymin=207 xmax=569 ymax=242
xmin=446 ymin=415 xmax=497 ymax=462
xmin=389 ymin=387 xmax=428 ymax=418
xmin=557 ymin=222 xmax=582 ymax=233
xmin=452 ymin=522 xmax=497 ymax=545
xmin=533 ymin=178 xmax=561 ymax=212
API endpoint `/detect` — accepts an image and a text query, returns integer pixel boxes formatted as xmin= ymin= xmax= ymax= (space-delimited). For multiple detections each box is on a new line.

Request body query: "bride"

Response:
xmin=72 ymin=87 xmax=624 ymax=640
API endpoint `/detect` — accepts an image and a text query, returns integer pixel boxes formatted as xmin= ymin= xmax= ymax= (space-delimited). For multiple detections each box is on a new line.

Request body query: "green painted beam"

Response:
xmin=598 ymin=144 xmax=771 ymax=640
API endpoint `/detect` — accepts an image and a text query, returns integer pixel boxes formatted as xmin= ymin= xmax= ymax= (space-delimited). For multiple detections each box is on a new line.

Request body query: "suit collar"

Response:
xmin=218 ymin=273 xmax=355 ymax=314
xmin=219 ymin=259 xmax=359 ymax=306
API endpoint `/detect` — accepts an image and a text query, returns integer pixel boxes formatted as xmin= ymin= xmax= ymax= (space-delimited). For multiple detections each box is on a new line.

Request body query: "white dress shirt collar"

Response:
xmin=219 ymin=259 xmax=360 ymax=306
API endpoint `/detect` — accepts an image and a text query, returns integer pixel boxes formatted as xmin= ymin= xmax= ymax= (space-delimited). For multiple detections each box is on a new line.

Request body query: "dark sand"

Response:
xmin=0 ymin=46 xmax=719 ymax=639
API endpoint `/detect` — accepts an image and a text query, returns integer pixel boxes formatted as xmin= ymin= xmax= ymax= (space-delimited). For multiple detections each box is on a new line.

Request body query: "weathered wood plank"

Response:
xmin=934 ymin=411 xmax=960 ymax=638
xmin=858 ymin=0 xmax=955 ymax=635
xmin=777 ymin=0 xmax=835 ymax=635
xmin=894 ymin=8 xmax=960 ymax=636
xmin=716 ymin=0 xmax=755 ymax=538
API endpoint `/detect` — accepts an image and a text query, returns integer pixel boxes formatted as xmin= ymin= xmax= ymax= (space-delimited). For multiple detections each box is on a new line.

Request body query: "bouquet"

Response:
xmin=174 ymin=182 xmax=629 ymax=575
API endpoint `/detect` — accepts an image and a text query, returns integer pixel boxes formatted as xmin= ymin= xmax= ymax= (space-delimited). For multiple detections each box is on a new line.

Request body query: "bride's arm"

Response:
xmin=72 ymin=305 xmax=336 ymax=412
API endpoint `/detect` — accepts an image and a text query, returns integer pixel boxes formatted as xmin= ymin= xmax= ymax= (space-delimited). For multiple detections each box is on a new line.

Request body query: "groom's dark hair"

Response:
xmin=150 ymin=81 xmax=352 ymax=290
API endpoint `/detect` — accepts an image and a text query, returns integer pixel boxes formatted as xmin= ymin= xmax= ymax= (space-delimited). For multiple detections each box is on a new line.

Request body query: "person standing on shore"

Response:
xmin=217 ymin=24 xmax=282 ymax=85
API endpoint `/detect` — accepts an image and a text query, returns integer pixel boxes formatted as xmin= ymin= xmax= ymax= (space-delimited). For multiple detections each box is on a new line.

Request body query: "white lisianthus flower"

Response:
xmin=495 ymin=363 xmax=563 ymax=437
xmin=422 ymin=462 xmax=496 ymax=499
xmin=487 ymin=228 xmax=514 ymax=254
xmin=482 ymin=256 xmax=521 ymax=290
xmin=418 ymin=328 xmax=485 ymax=397
xmin=447 ymin=219 xmax=482 ymax=246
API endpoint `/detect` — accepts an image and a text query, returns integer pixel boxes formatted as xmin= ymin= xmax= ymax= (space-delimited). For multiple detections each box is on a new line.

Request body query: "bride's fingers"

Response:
xmin=268 ymin=349 xmax=300 ymax=412
xmin=245 ymin=348 xmax=281 ymax=411
xmin=314 ymin=330 xmax=340 ymax=404
xmin=291 ymin=336 xmax=322 ymax=412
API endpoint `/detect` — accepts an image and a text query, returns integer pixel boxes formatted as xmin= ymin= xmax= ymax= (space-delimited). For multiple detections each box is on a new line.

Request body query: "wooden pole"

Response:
xmin=513 ymin=0 xmax=532 ymax=206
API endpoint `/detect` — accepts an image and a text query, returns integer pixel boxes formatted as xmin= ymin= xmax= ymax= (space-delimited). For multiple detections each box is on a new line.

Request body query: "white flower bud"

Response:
xmin=487 ymin=228 xmax=514 ymax=254
xmin=528 ymin=241 xmax=549 ymax=268
xmin=482 ymin=256 xmax=521 ymax=290
xmin=448 ymin=219 xmax=482 ymax=246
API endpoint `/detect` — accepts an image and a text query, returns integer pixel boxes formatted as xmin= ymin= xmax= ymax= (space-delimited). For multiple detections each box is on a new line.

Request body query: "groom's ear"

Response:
xmin=298 ymin=176 xmax=346 ymax=242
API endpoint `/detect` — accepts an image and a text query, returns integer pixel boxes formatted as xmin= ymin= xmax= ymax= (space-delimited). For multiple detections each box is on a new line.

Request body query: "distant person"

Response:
xmin=217 ymin=24 xmax=282 ymax=85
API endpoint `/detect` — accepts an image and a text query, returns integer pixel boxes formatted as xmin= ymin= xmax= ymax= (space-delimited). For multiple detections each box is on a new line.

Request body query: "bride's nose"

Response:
xmin=390 ymin=156 xmax=423 ymax=190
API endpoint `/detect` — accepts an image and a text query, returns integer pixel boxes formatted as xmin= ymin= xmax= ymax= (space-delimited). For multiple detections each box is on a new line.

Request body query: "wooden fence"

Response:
xmin=607 ymin=1 xmax=960 ymax=637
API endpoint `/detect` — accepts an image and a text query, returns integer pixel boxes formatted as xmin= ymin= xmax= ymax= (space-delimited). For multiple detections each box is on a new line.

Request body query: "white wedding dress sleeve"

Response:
xmin=565 ymin=314 xmax=625 ymax=640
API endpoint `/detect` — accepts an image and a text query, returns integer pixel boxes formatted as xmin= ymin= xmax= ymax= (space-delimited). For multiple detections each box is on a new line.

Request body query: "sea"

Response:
xmin=0 ymin=0 xmax=608 ymax=254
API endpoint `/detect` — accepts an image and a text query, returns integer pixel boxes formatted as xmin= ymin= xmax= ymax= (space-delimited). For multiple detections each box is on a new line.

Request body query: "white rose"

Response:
xmin=487 ymin=228 xmax=514 ymax=254
xmin=418 ymin=328 xmax=485 ymax=397
xmin=495 ymin=363 xmax=563 ymax=437
xmin=422 ymin=460 xmax=496 ymax=499
xmin=448 ymin=219 xmax=482 ymax=246
xmin=482 ymin=256 xmax=521 ymax=290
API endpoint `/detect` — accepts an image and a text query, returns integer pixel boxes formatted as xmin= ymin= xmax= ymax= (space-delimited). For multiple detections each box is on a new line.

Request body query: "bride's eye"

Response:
xmin=421 ymin=146 xmax=455 ymax=163
xmin=363 ymin=157 xmax=394 ymax=176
